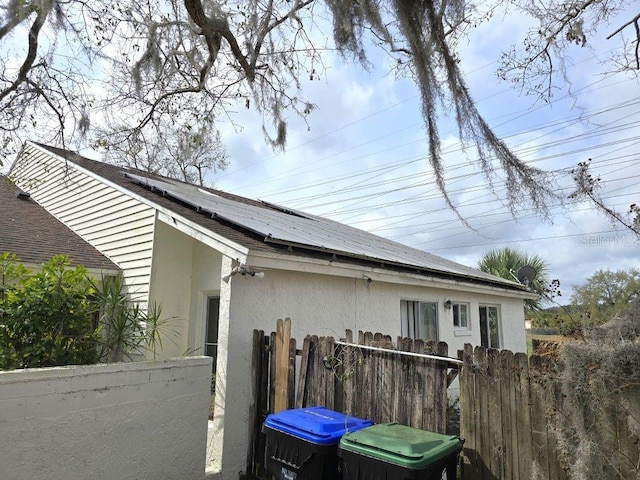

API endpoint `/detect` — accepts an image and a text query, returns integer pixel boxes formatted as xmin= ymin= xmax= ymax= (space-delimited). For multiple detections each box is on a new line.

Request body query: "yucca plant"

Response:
xmin=91 ymin=273 xmax=177 ymax=362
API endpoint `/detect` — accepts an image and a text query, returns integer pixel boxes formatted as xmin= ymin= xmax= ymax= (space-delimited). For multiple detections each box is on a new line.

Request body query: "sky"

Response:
xmin=209 ymin=7 xmax=640 ymax=305
xmin=2 ymin=4 xmax=638 ymax=306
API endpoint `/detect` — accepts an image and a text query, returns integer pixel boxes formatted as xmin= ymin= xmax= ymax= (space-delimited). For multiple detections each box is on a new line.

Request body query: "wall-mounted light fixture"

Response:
xmin=222 ymin=264 xmax=265 ymax=284
xmin=444 ymin=299 xmax=453 ymax=310
xmin=362 ymin=274 xmax=373 ymax=287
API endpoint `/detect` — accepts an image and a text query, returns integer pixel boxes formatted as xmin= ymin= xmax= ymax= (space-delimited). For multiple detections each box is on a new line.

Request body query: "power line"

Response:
xmin=260 ymin=94 xmax=640 ymax=211
xmin=425 ymin=229 xmax=637 ymax=251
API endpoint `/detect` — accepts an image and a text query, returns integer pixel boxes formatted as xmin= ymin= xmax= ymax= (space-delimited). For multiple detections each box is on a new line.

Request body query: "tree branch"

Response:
xmin=606 ymin=12 xmax=640 ymax=39
xmin=0 ymin=2 xmax=52 ymax=103
xmin=251 ymin=0 xmax=315 ymax=70
xmin=0 ymin=2 xmax=36 ymax=40
xmin=183 ymin=0 xmax=254 ymax=81
xmin=607 ymin=12 xmax=640 ymax=69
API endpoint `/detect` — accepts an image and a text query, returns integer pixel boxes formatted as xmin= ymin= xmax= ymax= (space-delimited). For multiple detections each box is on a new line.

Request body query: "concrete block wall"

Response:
xmin=0 ymin=357 xmax=212 ymax=480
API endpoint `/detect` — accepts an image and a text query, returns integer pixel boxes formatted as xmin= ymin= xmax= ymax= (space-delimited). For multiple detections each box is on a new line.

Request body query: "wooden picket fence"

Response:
xmin=459 ymin=344 xmax=567 ymax=480
xmin=245 ymin=319 xmax=639 ymax=479
xmin=245 ymin=319 xmax=458 ymax=478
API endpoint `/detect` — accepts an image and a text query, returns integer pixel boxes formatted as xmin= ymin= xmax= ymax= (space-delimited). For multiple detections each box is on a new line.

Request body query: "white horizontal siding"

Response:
xmin=51 ymin=189 xmax=130 ymax=220
xmin=88 ymin=224 xmax=156 ymax=249
xmin=101 ymin=243 xmax=154 ymax=259
xmin=12 ymin=145 xmax=157 ymax=303
xmin=72 ymin=210 xmax=155 ymax=239
xmin=64 ymin=203 xmax=152 ymax=232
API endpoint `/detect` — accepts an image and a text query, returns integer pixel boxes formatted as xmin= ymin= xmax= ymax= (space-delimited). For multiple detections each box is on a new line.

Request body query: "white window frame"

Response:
xmin=400 ymin=300 xmax=439 ymax=342
xmin=479 ymin=304 xmax=501 ymax=349
xmin=452 ymin=302 xmax=470 ymax=330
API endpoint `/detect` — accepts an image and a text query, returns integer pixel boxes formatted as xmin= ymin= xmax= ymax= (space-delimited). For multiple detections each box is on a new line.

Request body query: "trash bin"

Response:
xmin=262 ymin=406 xmax=373 ymax=480
xmin=338 ymin=422 xmax=464 ymax=480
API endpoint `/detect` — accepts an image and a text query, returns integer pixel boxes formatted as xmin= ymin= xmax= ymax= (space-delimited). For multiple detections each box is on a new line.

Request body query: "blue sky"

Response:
xmin=212 ymin=8 xmax=640 ymax=305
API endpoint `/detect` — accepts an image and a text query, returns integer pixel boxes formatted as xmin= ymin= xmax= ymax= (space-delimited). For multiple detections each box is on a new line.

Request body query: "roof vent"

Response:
xmin=15 ymin=191 xmax=31 ymax=200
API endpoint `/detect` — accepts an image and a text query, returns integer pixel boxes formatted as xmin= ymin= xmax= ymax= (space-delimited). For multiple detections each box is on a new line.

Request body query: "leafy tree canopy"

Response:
xmin=0 ymin=252 xmax=176 ymax=369
xmin=570 ymin=268 xmax=640 ymax=325
xmin=1 ymin=0 xmax=638 ymax=210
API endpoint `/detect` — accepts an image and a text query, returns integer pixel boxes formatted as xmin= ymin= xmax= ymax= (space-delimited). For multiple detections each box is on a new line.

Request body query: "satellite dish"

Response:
xmin=516 ymin=265 xmax=537 ymax=286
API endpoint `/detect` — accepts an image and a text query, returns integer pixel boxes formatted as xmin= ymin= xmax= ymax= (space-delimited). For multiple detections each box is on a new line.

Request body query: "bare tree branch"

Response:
xmin=0 ymin=1 xmax=52 ymax=103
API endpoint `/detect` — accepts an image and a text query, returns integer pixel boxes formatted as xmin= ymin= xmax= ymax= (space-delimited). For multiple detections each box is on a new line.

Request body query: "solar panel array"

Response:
xmin=124 ymin=172 xmax=519 ymax=286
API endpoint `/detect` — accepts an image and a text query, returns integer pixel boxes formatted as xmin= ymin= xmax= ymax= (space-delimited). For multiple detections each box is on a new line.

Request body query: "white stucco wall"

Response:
xmin=148 ymin=220 xmax=196 ymax=358
xmin=212 ymin=263 xmax=529 ymax=478
xmin=227 ymin=267 xmax=527 ymax=352
xmin=0 ymin=357 xmax=212 ymax=480
xmin=188 ymin=239 xmax=224 ymax=354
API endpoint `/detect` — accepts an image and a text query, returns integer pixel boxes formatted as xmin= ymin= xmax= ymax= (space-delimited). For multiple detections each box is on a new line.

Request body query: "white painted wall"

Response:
xmin=0 ymin=357 xmax=212 ymax=480
xmin=148 ymin=220 xmax=195 ymax=358
xmin=226 ymin=267 xmax=526 ymax=352
xmin=188 ymin=238 xmax=224 ymax=354
xmin=212 ymin=265 xmax=528 ymax=479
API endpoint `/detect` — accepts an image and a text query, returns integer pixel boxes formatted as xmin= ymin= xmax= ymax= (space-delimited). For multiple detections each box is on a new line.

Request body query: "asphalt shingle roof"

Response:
xmin=0 ymin=174 xmax=119 ymax=271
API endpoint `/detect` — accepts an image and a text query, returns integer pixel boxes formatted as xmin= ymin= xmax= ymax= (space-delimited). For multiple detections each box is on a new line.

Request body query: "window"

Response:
xmin=453 ymin=303 xmax=469 ymax=329
xmin=400 ymin=300 xmax=438 ymax=342
xmin=205 ymin=296 xmax=220 ymax=373
xmin=479 ymin=305 xmax=500 ymax=348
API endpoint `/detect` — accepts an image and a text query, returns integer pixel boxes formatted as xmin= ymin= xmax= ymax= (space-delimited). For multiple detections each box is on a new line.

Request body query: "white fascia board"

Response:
xmin=156 ymin=211 xmax=248 ymax=261
xmin=84 ymin=266 xmax=122 ymax=278
xmin=6 ymin=143 xmax=27 ymax=176
xmin=247 ymin=250 xmax=538 ymax=300
xmin=21 ymin=262 xmax=121 ymax=278
xmin=29 ymin=142 xmax=249 ymax=262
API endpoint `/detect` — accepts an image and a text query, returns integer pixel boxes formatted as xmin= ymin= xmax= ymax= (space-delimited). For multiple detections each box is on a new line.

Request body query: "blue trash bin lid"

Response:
xmin=264 ymin=407 xmax=372 ymax=445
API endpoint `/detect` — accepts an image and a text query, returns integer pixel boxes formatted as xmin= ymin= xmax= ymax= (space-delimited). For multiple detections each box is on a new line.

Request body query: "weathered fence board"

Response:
xmin=273 ymin=318 xmax=290 ymax=413
xmin=246 ymin=330 xmax=270 ymax=479
xmin=514 ymin=352 xmax=533 ymax=480
xmin=247 ymin=326 xmax=458 ymax=477
xmin=460 ymin=346 xmax=568 ymax=480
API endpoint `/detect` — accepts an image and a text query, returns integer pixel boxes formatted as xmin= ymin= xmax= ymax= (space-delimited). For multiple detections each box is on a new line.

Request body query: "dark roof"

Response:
xmin=34 ymin=143 xmax=289 ymax=255
xmin=31 ymin=143 xmax=527 ymax=292
xmin=0 ymin=174 xmax=119 ymax=271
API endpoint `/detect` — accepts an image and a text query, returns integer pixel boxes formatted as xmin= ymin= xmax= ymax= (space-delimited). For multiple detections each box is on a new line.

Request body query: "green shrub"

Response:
xmin=0 ymin=253 xmax=176 ymax=370
xmin=0 ymin=254 xmax=99 ymax=369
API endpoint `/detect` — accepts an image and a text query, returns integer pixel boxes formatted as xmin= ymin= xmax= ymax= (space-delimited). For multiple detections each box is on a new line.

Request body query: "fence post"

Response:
xmin=274 ymin=318 xmax=291 ymax=413
xmin=246 ymin=329 xmax=268 ymax=478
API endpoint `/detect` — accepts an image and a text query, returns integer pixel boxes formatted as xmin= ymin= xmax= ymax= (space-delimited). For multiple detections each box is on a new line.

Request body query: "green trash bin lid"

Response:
xmin=339 ymin=423 xmax=462 ymax=469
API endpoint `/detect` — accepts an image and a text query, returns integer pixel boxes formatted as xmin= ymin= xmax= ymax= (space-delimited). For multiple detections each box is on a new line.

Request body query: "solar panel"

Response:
xmin=124 ymin=172 xmax=518 ymax=285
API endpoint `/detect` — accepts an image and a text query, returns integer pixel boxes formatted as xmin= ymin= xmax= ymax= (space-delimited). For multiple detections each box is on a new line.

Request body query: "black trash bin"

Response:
xmin=262 ymin=406 xmax=372 ymax=480
xmin=338 ymin=422 xmax=464 ymax=480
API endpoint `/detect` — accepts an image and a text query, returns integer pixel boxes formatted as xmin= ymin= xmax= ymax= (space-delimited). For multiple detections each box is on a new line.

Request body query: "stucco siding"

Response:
xmin=0 ymin=357 xmax=212 ymax=480
xmin=147 ymin=221 xmax=195 ymax=358
xmin=226 ymin=269 xmax=526 ymax=352
xmin=11 ymin=144 xmax=156 ymax=301
xmin=188 ymin=240 xmax=224 ymax=354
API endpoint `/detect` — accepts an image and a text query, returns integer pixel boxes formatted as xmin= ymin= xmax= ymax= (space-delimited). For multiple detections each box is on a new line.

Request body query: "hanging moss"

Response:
xmin=554 ymin=298 xmax=640 ymax=479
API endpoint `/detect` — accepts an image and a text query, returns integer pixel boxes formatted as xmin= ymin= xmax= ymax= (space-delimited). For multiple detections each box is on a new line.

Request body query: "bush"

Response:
xmin=0 ymin=253 xmax=176 ymax=370
xmin=0 ymin=254 xmax=99 ymax=369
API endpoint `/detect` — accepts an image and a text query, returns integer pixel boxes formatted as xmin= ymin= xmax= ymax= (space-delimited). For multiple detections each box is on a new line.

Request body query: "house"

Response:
xmin=0 ymin=174 xmax=119 ymax=276
xmin=8 ymin=141 xmax=536 ymax=479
